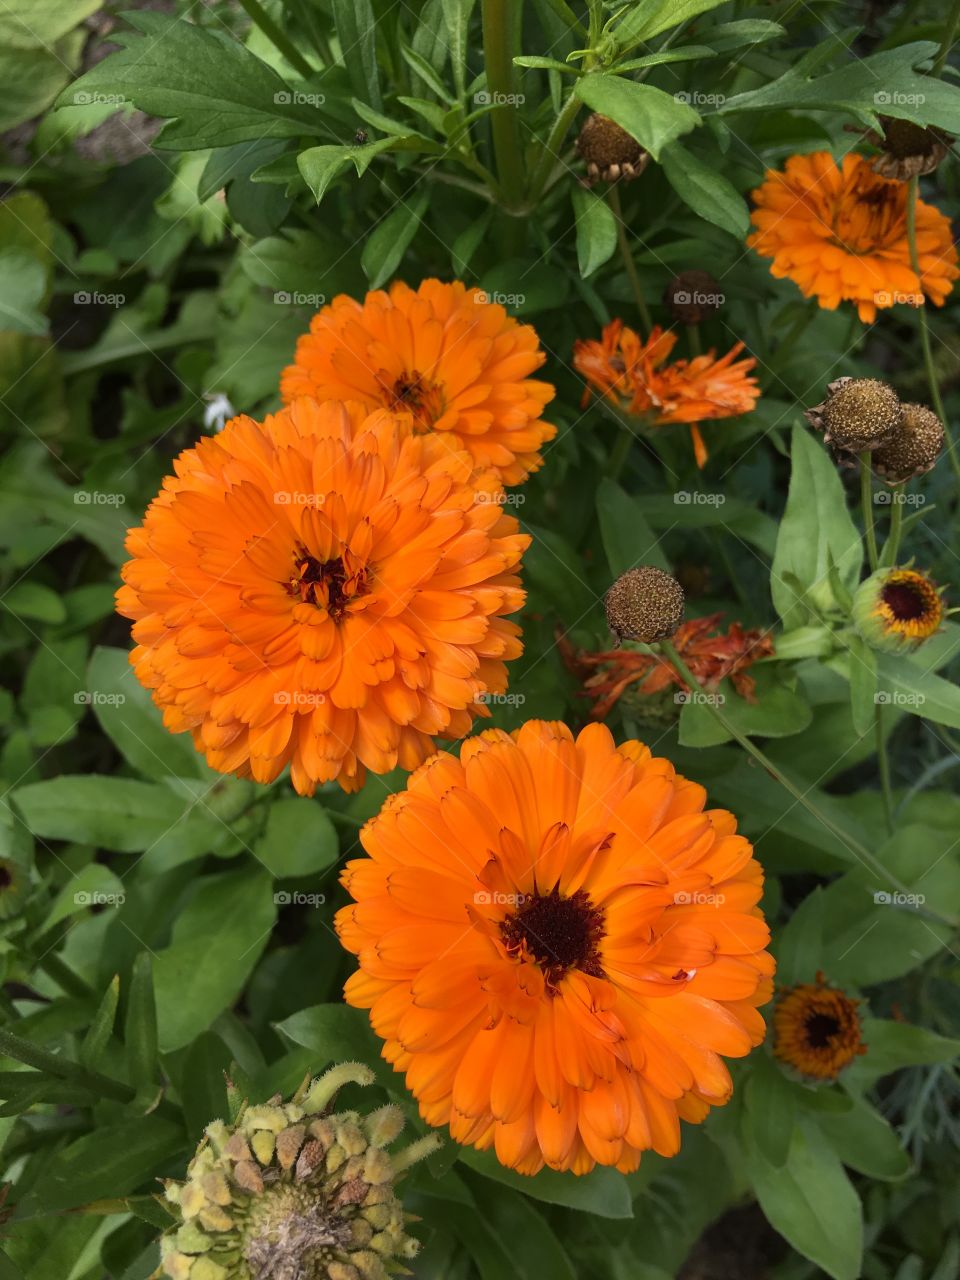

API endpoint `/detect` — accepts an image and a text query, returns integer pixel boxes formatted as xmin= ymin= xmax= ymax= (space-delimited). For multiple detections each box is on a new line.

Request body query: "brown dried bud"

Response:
xmin=576 ymin=113 xmax=649 ymax=185
xmin=871 ymin=117 xmax=949 ymax=181
xmin=804 ymin=376 xmax=902 ymax=453
xmin=605 ymin=567 xmax=684 ymax=645
xmin=871 ymin=402 xmax=944 ymax=483
xmin=663 ymin=270 xmax=724 ymax=324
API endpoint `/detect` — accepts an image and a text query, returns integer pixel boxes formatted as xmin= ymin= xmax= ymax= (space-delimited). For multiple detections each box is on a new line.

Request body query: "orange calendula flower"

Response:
xmin=774 ymin=974 xmax=866 ymax=1080
xmin=748 ymin=151 xmax=959 ymax=323
xmin=573 ymin=321 xmax=759 ymax=468
xmin=337 ymin=720 xmax=774 ymax=1175
xmin=564 ymin=614 xmax=774 ymax=720
xmin=281 ymin=279 xmax=557 ymax=486
xmin=117 ymin=399 xmax=530 ymax=794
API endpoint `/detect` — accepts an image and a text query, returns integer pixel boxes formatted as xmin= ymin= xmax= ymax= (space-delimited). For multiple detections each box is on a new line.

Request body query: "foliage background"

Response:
xmin=1 ymin=1 xmax=960 ymax=1278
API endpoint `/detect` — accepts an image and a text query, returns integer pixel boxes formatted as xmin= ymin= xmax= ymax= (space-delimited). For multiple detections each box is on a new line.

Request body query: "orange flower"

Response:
xmin=748 ymin=150 xmax=958 ymax=323
xmin=281 ymin=280 xmax=557 ymax=485
xmin=117 ymin=400 xmax=530 ymax=794
xmin=774 ymin=974 xmax=866 ymax=1080
xmin=564 ymin=614 xmax=774 ymax=720
xmin=337 ymin=720 xmax=774 ymax=1175
xmin=573 ymin=321 xmax=759 ymax=467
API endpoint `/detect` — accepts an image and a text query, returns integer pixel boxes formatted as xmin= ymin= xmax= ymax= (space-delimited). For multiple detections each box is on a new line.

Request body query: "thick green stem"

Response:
xmin=609 ymin=183 xmax=652 ymax=333
xmin=882 ymin=486 xmax=905 ymax=565
xmin=876 ymin=701 xmax=895 ymax=835
xmin=860 ymin=453 xmax=879 ymax=571
xmin=659 ymin=640 xmax=954 ymax=922
xmin=237 ymin=0 xmax=315 ymax=77
xmin=0 ymin=1028 xmax=135 ymax=1103
xmin=481 ymin=0 xmax=526 ymax=212
xmin=905 ymin=176 xmax=960 ymax=481
xmin=528 ymin=88 xmax=581 ymax=204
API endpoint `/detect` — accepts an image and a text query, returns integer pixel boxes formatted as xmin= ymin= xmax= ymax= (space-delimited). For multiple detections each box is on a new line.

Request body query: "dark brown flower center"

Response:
xmin=882 ymin=580 xmax=927 ymax=621
xmin=500 ymin=888 xmax=605 ymax=989
xmin=289 ymin=553 xmax=367 ymax=620
xmin=804 ymin=1011 xmax=841 ymax=1049
xmin=381 ymin=369 xmax=445 ymax=430
xmin=0 ymin=865 xmax=11 ymax=890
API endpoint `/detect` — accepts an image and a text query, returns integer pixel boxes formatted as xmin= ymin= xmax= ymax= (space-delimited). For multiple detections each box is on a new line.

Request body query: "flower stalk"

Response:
xmin=481 ymin=0 xmax=526 ymax=213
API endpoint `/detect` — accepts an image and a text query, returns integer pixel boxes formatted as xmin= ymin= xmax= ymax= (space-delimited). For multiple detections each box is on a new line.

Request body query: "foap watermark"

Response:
xmin=874 ymin=90 xmax=925 ymax=108
xmin=674 ymin=890 xmax=726 ymax=906
xmin=274 ymin=291 xmax=325 ymax=307
xmin=475 ymin=289 xmax=525 ymax=310
xmin=674 ymin=90 xmax=726 ymax=108
xmin=672 ymin=289 xmax=725 ymax=309
xmin=474 ymin=91 xmax=525 ymax=106
xmin=674 ymin=490 xmax=726 ymax=507
xmin=274 ymin=890 xmax=326 ymax=907
xmin=75 ymin=890 xmax=126 ymax=907
xmin=874 ymin=490 xmax=926 ymax=507
xmin=274 ymin=490 xmax=325 ymax=506
xmin=474 ymin=889 xmax=527 ymax=906
xmin=74 ymin=290 xmax=125 ymax=308
xmin=74 ymin=490 xmax=126 ymax=506
xmin=874 ymin=290 xmax=924 ymax=308
xmin=875 ymin=690 xmax=925 ymax=707
xmin=274 ymin=691 xmax=327 ymax=707
xmin=273 ymin=90 xmax=325 ymax=107
xmin=73 ymin=91 xmax=128 ymax=107
xmin=874 ymin=890 xmax=926 ymax=907
xmin=476 ymin=491 xmax=526 ymax=506
xmin=675 ymin=690 xmax=726 ymax=707
xmin=74 ymin=691 xmax=126 ymax=707
xmin=477 ymin=691 xmax=526 ymax=707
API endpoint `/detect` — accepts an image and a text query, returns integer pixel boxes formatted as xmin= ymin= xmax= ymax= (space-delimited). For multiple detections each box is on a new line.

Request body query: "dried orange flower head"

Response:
xmin=872 ymin=402 xmax=944 ymax=483
xmin=774 ymin=974 xmax=866 ymax=1080
xmin=748 ymin=151 xmax=958 ymax=323
xmin=576 ymin=113 xmax=650 ymax=184
xmin=805 ymin=376 xmax=903 ymax=453
xmin=605 ymin=567 xmax=685 ymax=645
xmin=280 ymin=280 xmax=557 ymax=486
xmin=117 ymin=399 xmax=530 ymax=794
xmin=337 ymin=720 xmax=774 ymax=1175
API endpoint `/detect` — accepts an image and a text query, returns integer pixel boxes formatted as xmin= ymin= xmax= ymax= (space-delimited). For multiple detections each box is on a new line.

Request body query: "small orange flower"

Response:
xmin=117 ymin=400 xmax=529 ymax=794
xmin=573 ymin=321 xmax=759 ymax=467
xmin=281 ymin=280 xmax=557 ymax=485
xmin=564 ymin=614 xmax=774 ymax=720
xmin=774 ymin=974 xmax=866 ymax=1080
xmin=748 ymin=151 xmax=958 ymax=323
xmin=337 ymin=720 xmax=774 ymax=1175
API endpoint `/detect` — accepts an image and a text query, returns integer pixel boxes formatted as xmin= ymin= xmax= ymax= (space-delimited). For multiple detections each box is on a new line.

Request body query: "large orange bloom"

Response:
xmin=573 ymin=321 xmax=759 ymax=467
xmin=281 ymin=280 xmax=557 ymax=485
xmin=748 ymin=150 xmax=958 ymax=323
xmin=117 ymin=399 xmax=529 ymax=794
xmin=337 ymin=720 xmax=774 ymax=1174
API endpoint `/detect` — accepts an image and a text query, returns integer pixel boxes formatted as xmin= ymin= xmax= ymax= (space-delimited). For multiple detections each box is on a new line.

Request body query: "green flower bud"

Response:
xmin=852 ymin=566 xmax=944 ymax=654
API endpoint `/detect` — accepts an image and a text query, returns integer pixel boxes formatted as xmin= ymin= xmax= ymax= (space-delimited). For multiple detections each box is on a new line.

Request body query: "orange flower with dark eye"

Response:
xmin=281 ymin=280 xmax=557 ymax=485
xmin=117 ymin=399 xmax=530 ymax=794
xmin=573 ymin=321 xmax=759 ymax=468
xmin=337 ymin=720 xmax=774 ymax=1175
xmin=748 ymin=151 xmax=958 ymax=323
xmin=774 ymin=974 xmax=866 ymax=1080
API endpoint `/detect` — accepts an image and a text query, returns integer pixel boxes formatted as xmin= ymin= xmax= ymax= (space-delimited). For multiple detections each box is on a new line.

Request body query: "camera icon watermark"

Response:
xmin=874 ymin=290 xmax=924 ymax=308
xmin=274 ymin=490 xmax=325 ymax=506
xmin=473 ymin=91 xmax=525 ymax=107
xmin=274 ymin=890 xmax=326 ymax=907
xmin=75 ymin=890 xmax=126 ymax=907
xmin=475 ymin=491 xmax=526 ymax=506
xmin=477 ymin=691 xmax=526 ymax=706
xmin=274 ymin=691 xmax=327 ymax=707
xmin=73 ymin=91 xmax=127 ymax=107
xmin=475 ymin=289 xmax=525 ymax=310
xmin=873 ymin=90 xmax=925 ymax=107
xmin=74 ymin=691 xmax=126 ymax=707
xmin=273 ymin=291 xmax=325 ymax=307
xmin=874 ymin=690 xmax=925 ymax=706
xmin=273 ymin=90 xmax=326 ymax=107
xmin=673 ymin=890 xmax=725 ymax=906
xmin=74 ymin=490 xmax=126 ymax=506
xmin=674 ymin=690 xmax=725 ymax=707
xmin=874 ymin=490 xmax=925 ymax=506
xmin=474 ymin=889 xmax=527 ymax=906
xmin=674 ymin=90 xmax=726 ymax=107
xmin=674 ymin=491 xmax=726 ymax=506
xmin=873 ymin=889 xmax=925 ymax=907
xmin=74 ymin=290 xmax=125 ymax=308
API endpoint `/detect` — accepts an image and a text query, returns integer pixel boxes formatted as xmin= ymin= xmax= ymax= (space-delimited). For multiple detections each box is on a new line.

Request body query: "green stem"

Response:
xmin=881 ymin=486 xmax=904 ymax=565
xmin=528 ymin=88 xmax=581 ymax=204
xmin=761 ymin=300 xmax=817 ymax=387
xmin=38 ymin=952 xmax=94 ymax=1002
xmin=609 ymin=184 xmax=652 ymax=333
xmin=236 ymin=0 xmax=315 ymax=78
xmin=876 ymin=701 xmax=895 ymax=835
xmin=687 ymin=324 xmax=702 ymax=358
xmin=934 ymin=0 xmax=960 ymax=74
xmin=606 ymin=423 xmax=635 ymax=481
xmin=481 ymin=0 xmax=526 ymax=211
xmin=0 ymin=1028 xmax=135 ymax=1103
xmin=905 ymin=176 xmax=960 ymax=482
xmin=659 ymin=640 xmax=955 ymax=922
xmin=860 ymin=453 xmax=879 ymax=571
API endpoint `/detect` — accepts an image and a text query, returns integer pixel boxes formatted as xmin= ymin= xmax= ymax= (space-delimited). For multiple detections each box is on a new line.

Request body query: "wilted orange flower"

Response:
xmin=774 ymin=973 xmax=866 ymax=1080
xmin=573 ymin=321 xmax=759 ymax=467
xmin=117 ymin=399 xmax=529 ymax=794
xmin=337 ymin=720 xmax=774 ymax=1175
xmin=748 ymin=151 xmax=958 ymax=323
xmin=564 ymin=614 xmax=774 ymax=720
xmin=281 ymin=280 xmax=557 ymax=485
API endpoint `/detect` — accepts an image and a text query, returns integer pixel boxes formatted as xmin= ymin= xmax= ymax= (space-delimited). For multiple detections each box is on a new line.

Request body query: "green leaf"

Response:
xmin=125 ymin=954 xmax=159 ymax=1096
xmin=274 ymin=1004 xmax=388 ymax=1082
xmin=13 ymin=776 xmax=187 ymax=853
xmin=635 ymin=493 xmax=778 ymax=557
xmin=451 ymin=210 xmax=493 ymax=276
xmin=461 ymin=1148 xmax=633 ymax=1218
xmin=844 ymin=1018 xmax=960 ymax=1086
xmin=574 ymin=75 xmax=700 ymax=161
xmin=745 ymin=1122 xmax=862 ymax=1280
xmin=3 ymin=581 xmax=66 ymax=624
xmin=0 ymin=39 xmax=77 ymax=132
xmin=846 ymin=635 xmax=877 ymax=737
xmin=254 ymin=797 xmax=339 ymax=878
xmin=659 ymin=143 xmax=749 ymax=239
xmin=0 ymin=0 xmax=100 ymax=46
xmin=874 ymin=650 xmax=960 ymax=730
xmin=819 ymin=1095 xmax=911 ymax=1181
xmin=610 ymin=0 xmax=731 ymax=49
xmin=774 ymin=886 xmax=824 ymax=986
xmin=87 ymin=647 xmax=209 ymax=780
xmin=331 ymin=0 xmax=381 ymax=108
xmin=0 ymin=249 xmax=47 ymax=335
xmin=58 ymin=11 xmax=330 ymax=149
xmin=571 ymin=187 xmax=617 ymax=278
xmin=678 ymin=666 xmax=812 ymax=747
xmin=79 ymin=977 xmax=119 ymax=1071
xmin=297 ymin=136 xmax=421 ymax=204
xmin=770 ymin=424 xmax=863 ymax=628
xmin=596 ymin=478 xmax=669 ymax=576
xmin=181 ymin=1032 xmax=232 ymax=1140
xmin=744 ymin=1054 xmax=796 ymax=1167
xmin=42 ymin=863 xmax=126 ymax=930
xmin=361 ymin=190 xmax=429 ymax=288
